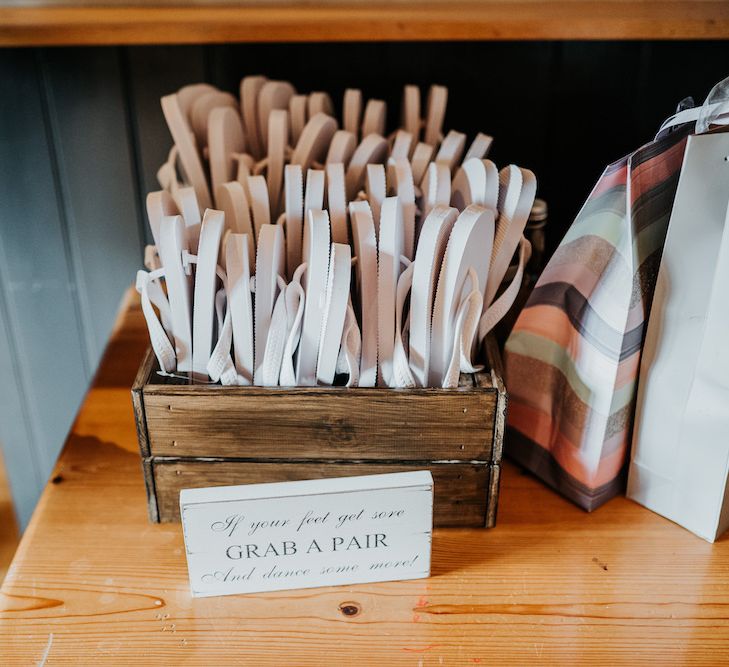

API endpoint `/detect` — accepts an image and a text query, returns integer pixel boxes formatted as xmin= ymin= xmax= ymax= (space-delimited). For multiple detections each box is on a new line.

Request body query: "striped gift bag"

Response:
xmin=504 ymin=125 xmax=691 ymax=510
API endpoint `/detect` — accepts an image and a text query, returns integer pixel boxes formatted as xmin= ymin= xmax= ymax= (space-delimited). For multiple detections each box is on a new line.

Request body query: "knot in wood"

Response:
xmin=338 ymin=601 xmax=361 ymax=617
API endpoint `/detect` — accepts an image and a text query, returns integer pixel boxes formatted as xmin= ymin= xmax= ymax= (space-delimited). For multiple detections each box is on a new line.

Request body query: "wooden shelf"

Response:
xmin=1 ymin=2 xmax=729 ymax=46
xmin=2 ymin=290 xmax=729 ymax=663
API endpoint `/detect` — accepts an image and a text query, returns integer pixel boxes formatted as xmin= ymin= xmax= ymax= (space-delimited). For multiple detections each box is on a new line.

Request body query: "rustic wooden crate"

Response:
xmin=131 ymin=336 xmax=506 ymax=528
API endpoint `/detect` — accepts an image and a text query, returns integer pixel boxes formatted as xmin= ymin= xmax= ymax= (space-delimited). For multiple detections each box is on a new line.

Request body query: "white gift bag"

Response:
xmin=627 ymin=130 xmax=729 ymax=542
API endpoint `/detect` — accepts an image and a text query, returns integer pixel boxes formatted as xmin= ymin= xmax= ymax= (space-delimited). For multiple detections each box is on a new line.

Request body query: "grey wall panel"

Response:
xmin=125 ymin=46 xmax=206 ymax=244
xmin=41 ymin=47 xmax=145 ymax=366
xmin=0 ymin=49 xmax=90 ymax=526
xmin=0 ymin=279 xmax=41 ymax=529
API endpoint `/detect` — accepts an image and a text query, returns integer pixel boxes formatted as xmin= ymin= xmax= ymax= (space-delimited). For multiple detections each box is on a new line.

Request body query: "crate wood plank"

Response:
xmin=152 ymin=460 xmax=490 ymax=526
xmin=485 ymin=462 xmax=501 ymax=529
xmin=481 ymin=334 xmax=508 ymax=464
xmin=2 ymin=2 xmax=729 ymax=46
xmin=142 ymin=387 xmax=497 ymax=460
xmin=131 ymin=346 xmax=155 ymax=459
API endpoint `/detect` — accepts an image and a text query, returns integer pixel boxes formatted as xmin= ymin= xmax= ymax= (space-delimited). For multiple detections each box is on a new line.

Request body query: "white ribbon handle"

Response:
xmin=336 ymin=300 xmax=361 ymax=387
xmin=478 ymin=235 xmax=531 ymax=342
xmin=279 ymin=263 xmax=307 ymax=387
xmin=442 ymin=267 xmax=484 ymax=389
xmin=484 ymin=166 xmax=536 ymax=307
xmin=215 ymin=286 xmax=226 ymax=334
xmin=260 ymin=275 xmax=290 ymax=386
xmin=392 ymin=259 xmax=417 ymax=388
xmin=136 ymin=268 xmax=176 ymax=373
xmin=656 ymin=100 xmax=726 ymax=137
xmin=206 ymin=264 xmax=252 ymax=386
xmin=207 ymin=299 xmax=237 ymax=385
xmin=146 ymin=273 xmax=172 ymax=332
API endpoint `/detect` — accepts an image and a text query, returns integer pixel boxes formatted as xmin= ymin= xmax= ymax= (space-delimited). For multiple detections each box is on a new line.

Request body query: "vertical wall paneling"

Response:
xmin=0 ymin=49 xmax=90 ymax=526
xmin=41 ymin=47 xmax=144 ymax=367
xmin=0 ymin=276 xmax=40 ymax=528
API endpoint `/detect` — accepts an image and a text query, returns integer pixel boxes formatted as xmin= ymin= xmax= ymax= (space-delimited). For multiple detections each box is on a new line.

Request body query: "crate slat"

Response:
xmin=143 ymin=388 xmax=496 ymax=460
xmin=152 ymin=459 xmax=493 ymax=526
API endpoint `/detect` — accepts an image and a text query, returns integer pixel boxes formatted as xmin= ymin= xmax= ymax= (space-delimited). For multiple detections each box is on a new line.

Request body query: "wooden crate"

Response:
xmin=131 ymin=336 xmax=506 ymax=528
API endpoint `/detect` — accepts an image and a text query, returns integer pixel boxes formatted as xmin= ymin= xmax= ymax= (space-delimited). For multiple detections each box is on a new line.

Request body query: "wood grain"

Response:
xmin=3 ymin=295 xmax=729 ymax=664
xmin=153 ymin=460 xmax=492 ymax=525
xmin=1 ymin=2 xmax=729 ymax=46
xmin=142 ymin=383 xmax=497 ymax=460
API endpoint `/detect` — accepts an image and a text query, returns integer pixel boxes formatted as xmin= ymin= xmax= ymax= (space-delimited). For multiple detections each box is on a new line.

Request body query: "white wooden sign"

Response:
xmin=180 ymin=471 xmax=433 ymax=597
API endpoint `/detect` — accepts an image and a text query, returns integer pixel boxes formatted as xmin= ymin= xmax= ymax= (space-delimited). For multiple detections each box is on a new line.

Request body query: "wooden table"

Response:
xmin=1 ymin=294 xmax=729 ymax=664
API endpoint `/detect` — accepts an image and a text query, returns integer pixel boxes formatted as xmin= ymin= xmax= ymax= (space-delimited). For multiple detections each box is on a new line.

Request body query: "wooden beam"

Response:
xmin=1 ymin=2 xmax=728 ymax=46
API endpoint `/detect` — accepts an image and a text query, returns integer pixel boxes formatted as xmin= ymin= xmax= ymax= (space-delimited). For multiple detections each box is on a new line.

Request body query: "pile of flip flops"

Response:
xmin=136 ymin=77 xmax=536 ymax=388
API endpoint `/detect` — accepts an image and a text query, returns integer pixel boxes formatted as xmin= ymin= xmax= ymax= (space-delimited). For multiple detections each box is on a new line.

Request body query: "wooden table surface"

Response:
xmin=1 ymin=293 xmax=729 ymax=665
